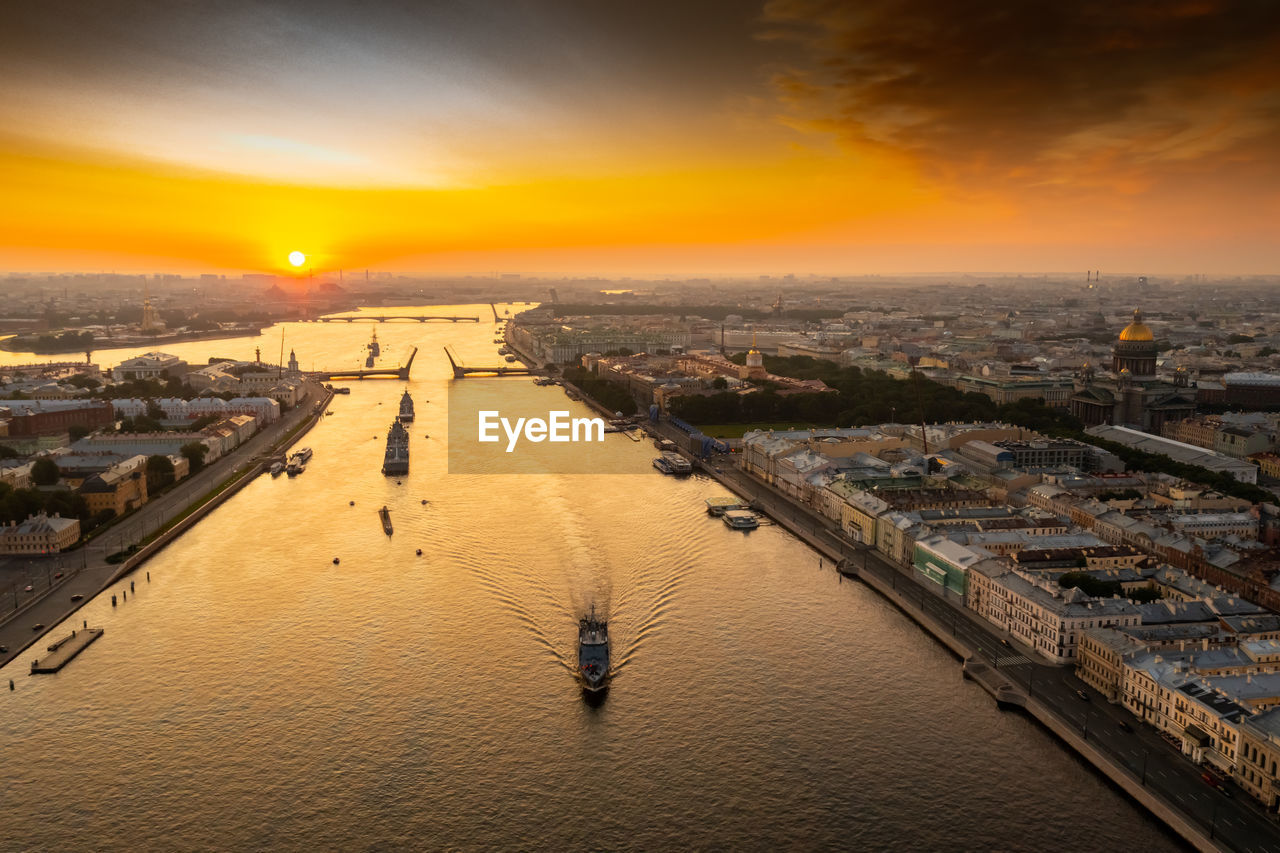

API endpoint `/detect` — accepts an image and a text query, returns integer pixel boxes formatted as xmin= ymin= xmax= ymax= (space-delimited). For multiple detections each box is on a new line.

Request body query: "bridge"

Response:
xmin=311 ymin=347 xmax=417 ymax=380
xmin=317 ymin=314 xmax=478 ymax=323
xmin=444 ymin=346 xmax=536 ymax=379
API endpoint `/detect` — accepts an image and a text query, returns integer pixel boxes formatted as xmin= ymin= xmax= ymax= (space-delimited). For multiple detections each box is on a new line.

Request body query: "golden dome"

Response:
xmin=1119 ymin=308 xmax=1153 ymax=342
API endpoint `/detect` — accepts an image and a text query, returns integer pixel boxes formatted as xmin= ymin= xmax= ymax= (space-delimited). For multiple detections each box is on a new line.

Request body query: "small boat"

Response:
xmin=333 ymin=557 xmax=340 ymax=565
xmin=296 ymin=447 xmax=313 ymax=463
xmin=349 ymin=501 xmax=355 ymax=506
xmin=379 ymin=506 xmax=393 ymax=536
xmin=505 ymin=355 xmax=517 ymax=363
xmin=270 ymin=462 xmax=285 ymax=477
xmin=416 ymin=549 xmax=423 ymax=556
xmin=578 ymin=605 xmax=610 ymax=692
xmin=286 ymin=459 xmax=305 ymax=476
xmin=722 ymin=510 xmax=759 ymax=530
xmin=333 ymin=387 xmax=351 ymax=394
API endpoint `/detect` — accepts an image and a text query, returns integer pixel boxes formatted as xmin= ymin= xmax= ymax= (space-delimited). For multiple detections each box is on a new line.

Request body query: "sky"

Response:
xmin=1 ymin=0 xmax=1278 ymax=276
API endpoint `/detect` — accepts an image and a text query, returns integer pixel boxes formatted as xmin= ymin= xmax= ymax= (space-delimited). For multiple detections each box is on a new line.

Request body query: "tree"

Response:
xmin=146 ymin=454 xmax=176 ymax=491
xmin=68 ymin=424 xmax=90 ymax=443
xmin=180 ymin=442 xmax=208 ymax=473
xmin=31 ymin=457 xmax=60 ymax=486
xmin=711 ymin=376 xmax=729 ymax=390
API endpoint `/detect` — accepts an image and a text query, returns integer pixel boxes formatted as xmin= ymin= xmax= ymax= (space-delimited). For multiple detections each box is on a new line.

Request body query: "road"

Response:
xmin=0 ymin=380 xmax=330 ymax=668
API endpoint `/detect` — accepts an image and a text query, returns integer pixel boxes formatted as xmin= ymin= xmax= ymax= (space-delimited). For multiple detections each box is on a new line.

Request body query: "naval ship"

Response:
xmin=398 ymin=390 xmax=415 ymax=423
xmin=381 ymin=420 xmax=410 ymax=476
xmin=578 ymin=607 xmax=610 ymax=692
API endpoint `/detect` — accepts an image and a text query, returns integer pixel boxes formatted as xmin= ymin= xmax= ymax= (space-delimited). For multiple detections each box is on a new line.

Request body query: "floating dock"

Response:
xmin=31 ymin=628 xmax=104 ymax=674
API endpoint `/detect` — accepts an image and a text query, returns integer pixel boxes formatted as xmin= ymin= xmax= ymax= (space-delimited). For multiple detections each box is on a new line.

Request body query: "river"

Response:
xmin=0 ymin=307 xmax=1179 ymax=850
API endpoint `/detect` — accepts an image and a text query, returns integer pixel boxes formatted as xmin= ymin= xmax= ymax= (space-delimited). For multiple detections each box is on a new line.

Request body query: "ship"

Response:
xmin=369 ymin=329 xmax=380 ymax=357
xmin=652 ymin=451 xmax=692 ymax=475
xmin=398 ymin=390 xmax=415 ymax=423
xmin=382 ymin=420 xmax=410 ymax=476
xmin=722 ymin=509 xmax=759 ymax=530
xmin=296 ymin=447 xmax=313 ymax=463
xmin=577 ymin=606 xmax=610 ymax=692
xmin=379 ymin=506 xmax=393 ymax=536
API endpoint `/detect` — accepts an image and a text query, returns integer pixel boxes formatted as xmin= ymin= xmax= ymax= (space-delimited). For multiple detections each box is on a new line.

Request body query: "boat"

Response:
xmin=365 ymin=353 xmax=375 ymax=368
xmin=286 ymin=459 xmax=305 ymax=476
xmin=577 ymin=606 xmax=610 ymax=692
xmin=705 ymin=497 xmax=746 ymax=516
xmin=398 ymin=390 xmax=415 ymax=423
xmin=382 ymin=420 xmax=410 ymax=475
xmin=722 ymin=509 xmax=759 ymax=530
xmin=379 ymin=506 xmax=393 ymax=536
xmin=269 ymin=462 xmax=285 ymax=477
xmin=333 ymin=386 xmax=351 ymax=394
xmin=369 ymin=329 xmax=380 ymax=357
xmin=652 ymin=451 xmax=692 ymax=475
xmin=297 ymin=447 xmax=313 ymax=463
xmin=504 ymin=355 xmax=517 ymax=363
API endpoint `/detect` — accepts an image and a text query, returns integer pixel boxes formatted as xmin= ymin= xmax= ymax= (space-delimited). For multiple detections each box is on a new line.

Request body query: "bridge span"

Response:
xmin=310 ymin=347 xmax=417 ymax=381
xmin=316 ymin=315 xmax=478 ymax=323
xmin=444 ymin=346 xmax=536 ymax=379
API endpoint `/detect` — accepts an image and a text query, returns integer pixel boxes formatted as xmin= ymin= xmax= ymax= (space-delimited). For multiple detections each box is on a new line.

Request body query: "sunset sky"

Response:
xmin=2 ymin=0 xmax=1278 ymax=276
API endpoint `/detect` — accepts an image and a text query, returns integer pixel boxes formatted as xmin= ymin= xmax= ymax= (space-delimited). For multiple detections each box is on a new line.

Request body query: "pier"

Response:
xmin=30 ymin=628 xmax=104 ymax=674
xmin=317 ymin=315 xmax=478 ymax=323
xmin=444 ymin=346 xmax=536 ymax=378
xmin=311 ymin=347 xmax=417 ymax=381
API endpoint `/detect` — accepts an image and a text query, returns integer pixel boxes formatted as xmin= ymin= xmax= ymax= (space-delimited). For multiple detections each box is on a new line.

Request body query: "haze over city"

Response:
xmin=3 ymin=0 xmax=1278 ymax=276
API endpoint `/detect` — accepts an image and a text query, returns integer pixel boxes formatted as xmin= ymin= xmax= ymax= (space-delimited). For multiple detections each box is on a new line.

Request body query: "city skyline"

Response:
xmin=3 ymin=1 xmax=1278 ymax=275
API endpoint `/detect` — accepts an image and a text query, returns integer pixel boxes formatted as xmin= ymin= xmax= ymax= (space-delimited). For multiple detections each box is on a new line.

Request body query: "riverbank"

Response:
xmin=0 ymin=381 xmax=333 ymax=668
xmin=0 ymin=325 xmax=270 ymax=355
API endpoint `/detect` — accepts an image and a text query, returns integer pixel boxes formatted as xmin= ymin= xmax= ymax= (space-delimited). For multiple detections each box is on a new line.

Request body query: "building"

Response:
xmin=966 ymin=560 xmax=1142 ymax=663
xmin=111 ymin=352 xmax=187 ymax=382
xmin=1069 ymin=309 xmax=1197 ymax=432
xmin=1086 ymin=424 xmax=1260 ymax=484
xmin=0 ymin=512 xmax=81 ymax=554
xmin=0 ymin=400 xmax=115 ymax=437
xmin=78 ymin=455 xmax=149 ymax=516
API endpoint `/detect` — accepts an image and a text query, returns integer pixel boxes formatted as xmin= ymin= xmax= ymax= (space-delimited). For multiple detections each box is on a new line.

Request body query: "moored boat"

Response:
xmin=652 ymin=451 xmax=691 ymax=475
xmin=705 ymin=497 xmax=746 ymax=516
xmin=398 ymin=390 xmax=415 ymax=423
xmin=722 ymin=509 xmax=759 ymax=530
xmin=270 ymin=462 xmax=285 ymax=477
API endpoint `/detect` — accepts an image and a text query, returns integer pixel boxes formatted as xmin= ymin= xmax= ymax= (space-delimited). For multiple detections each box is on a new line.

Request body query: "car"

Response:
xmin=1075 ymin=689 xmax=1090 ymax=701
xmin=70 ymin=594 xmax=84 ymax=602
xmin=1118 ymin=721 xmax=1133 ymax=733
xmin=54 ymin=572 xmax=63 ymax=579
xmin=31 ymin=623 xmax=44 ymax=632
xmin=0 ymin=645 xmax=8 ymax=653
xmin=23 ymin=585 xmax=33 ymax=593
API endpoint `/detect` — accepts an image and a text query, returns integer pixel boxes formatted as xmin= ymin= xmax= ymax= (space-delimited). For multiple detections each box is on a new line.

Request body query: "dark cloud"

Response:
xmin=759 ymin=0 xmax=1280 ymax=187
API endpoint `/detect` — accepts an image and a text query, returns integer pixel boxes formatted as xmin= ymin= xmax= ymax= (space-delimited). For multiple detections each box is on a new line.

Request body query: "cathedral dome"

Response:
xmin=1118 ymin=308 xmax=1153 ymax=342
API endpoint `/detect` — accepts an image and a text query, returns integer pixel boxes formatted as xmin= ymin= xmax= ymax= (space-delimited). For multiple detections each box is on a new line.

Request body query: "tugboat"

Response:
xmin=398 ymin=390 xmax=415 ymax=423
xmin=578 ymin=606 xmax=610 ymax=692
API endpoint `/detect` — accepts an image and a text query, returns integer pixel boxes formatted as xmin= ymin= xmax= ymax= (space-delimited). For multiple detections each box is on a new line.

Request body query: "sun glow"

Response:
xmin=288 ymin=250 xmax=306 ymax=267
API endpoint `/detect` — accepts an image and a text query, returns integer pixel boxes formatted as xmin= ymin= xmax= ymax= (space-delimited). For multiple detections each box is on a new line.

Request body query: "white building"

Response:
xmin=112 ymin=352 xmax=187 ymax=383
xmin=966 ymin=560 xmax=1141 ymax=663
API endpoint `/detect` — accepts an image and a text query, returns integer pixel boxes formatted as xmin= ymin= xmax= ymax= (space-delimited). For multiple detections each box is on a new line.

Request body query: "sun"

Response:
xmin=288 ymin=250 xmax=306 ymax=267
